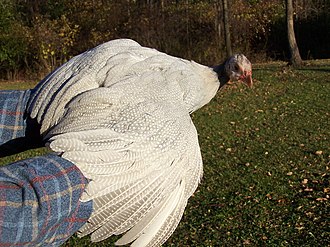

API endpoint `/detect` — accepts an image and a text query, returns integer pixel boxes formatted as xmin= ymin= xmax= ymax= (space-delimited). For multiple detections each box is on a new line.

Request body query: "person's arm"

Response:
xmin=0 ymin=154 xmax=92 ymax=246
xmin=0 ymin=90 xmax=93 ymax=246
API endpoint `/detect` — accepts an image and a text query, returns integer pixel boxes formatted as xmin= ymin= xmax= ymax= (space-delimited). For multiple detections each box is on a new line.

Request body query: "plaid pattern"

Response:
xmin=0 ymin=90 xmax=93 ymax=246
xmin=0 ymin=90 xmax=30 ymax=145
xmin=0 ymin=155 xmax=93 ymax=246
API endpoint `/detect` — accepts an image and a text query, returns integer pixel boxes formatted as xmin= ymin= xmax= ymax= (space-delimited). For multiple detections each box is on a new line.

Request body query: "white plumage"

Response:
xmin=27 ymin=39 xmax=252 ymax=246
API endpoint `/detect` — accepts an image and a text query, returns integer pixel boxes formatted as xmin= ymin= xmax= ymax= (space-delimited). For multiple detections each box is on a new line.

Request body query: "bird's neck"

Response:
xmin=212 ymin=63 xmax=230 ymax=89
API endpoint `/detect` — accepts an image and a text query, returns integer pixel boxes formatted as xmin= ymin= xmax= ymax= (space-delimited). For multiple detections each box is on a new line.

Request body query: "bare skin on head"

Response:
xmin=213 ymin=53 xmax=253 ymax=89
xmin=225 ymin=54 xmax=253 ymax=88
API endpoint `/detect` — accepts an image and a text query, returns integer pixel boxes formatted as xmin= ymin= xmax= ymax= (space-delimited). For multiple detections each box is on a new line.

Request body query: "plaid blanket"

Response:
xmin=0 ymin=90 xmax=93 ymax=246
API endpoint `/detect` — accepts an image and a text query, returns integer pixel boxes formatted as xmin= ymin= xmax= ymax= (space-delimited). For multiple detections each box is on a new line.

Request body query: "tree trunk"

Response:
xmin=222 ymin=0 xmax=232 ymax=57
xmin=215 ymin=2 xmax=222 ymax=56
xmin=286 ymin=0 xmax=303 ymax=66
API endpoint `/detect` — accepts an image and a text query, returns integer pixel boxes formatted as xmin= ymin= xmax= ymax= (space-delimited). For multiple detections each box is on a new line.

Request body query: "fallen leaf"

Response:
xmin=305 ymin=212 xmax=313 ymax=217
xmin=287 ymin=172 xmax=293 ymax=176
xmin=315 ymin=150 xmax=323 ymax=155
xmin=243 ymin=239 xmax=251 ymax=245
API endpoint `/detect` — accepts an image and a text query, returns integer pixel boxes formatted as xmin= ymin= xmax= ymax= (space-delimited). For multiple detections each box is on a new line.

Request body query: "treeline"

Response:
xmin=0 ymin=0 xmax=329 ymax=80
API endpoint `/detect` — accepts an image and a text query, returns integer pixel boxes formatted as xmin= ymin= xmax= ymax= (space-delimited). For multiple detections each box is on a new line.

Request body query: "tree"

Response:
xmin=286 ymin=0 xmax=302 ymax=66
xmin=222 ymin=0 xmax=232 ymax=57
xmin=0 ymin=0 xmax=29 ymax=79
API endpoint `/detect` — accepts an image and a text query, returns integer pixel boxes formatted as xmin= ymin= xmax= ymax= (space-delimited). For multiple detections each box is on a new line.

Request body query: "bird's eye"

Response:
xmin=234 ymin=64 xmax=239 ymax=71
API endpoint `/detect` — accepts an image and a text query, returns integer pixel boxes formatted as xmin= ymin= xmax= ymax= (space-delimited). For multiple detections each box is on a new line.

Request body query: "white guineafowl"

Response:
xmin=27 ymin=39 xmax=252 ymax=246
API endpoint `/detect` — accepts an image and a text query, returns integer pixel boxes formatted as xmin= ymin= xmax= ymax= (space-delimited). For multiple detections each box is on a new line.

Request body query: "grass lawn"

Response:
xmin=0 ymin=60 xmax=329 ymax=246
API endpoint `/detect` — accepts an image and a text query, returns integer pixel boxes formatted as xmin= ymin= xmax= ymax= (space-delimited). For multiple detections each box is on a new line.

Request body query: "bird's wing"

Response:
xmin=46 ymin=85 xmax=203 ymax=246
xmin=27 ymin=39 xmax=219 ymax=134
xmin=27 ymin=39 xmax=145 ymax=133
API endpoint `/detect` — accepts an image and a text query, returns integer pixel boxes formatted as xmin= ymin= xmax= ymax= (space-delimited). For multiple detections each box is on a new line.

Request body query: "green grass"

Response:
xmin=1 ymin=61 xmax=329 ymax=246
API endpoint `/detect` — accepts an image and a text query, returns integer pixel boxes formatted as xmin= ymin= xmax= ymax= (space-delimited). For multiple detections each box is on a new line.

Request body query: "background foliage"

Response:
xmin=0 ymin=0 xmax=329 ymax=79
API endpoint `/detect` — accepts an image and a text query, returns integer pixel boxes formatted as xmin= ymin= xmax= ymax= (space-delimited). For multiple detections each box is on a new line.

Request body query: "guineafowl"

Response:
xmin=27 ymin=39 xmax=252 ymax=246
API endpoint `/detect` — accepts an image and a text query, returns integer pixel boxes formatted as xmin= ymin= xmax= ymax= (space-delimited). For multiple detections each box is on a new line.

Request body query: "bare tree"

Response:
xmin=222 ymin=0 xmax=232 ymax=57
xmin=286 ymin=0 xmax=303 ymax=66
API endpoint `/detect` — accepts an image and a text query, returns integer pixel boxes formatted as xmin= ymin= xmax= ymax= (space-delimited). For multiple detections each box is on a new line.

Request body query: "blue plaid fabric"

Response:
xmin=0 ymin=90 xmax=30 ymax=144
xmin=0 ymin=90 xmax=93 ymax=246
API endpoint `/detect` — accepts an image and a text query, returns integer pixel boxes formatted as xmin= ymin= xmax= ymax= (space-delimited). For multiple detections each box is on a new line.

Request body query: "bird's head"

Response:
xmin=214 ymin=54 xmax=253 ymax=88
xmin=224 ymin=54 xmax=253 ymax=87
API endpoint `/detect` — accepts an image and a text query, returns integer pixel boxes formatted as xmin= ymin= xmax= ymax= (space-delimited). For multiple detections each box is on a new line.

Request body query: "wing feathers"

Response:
xmin=118 ymin=180 xmax=185 ymax=247
xmin=79 ymin=171 xmax=164 ymax=238
xmin=91 ymin=176 xmax=165 ymax=242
